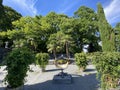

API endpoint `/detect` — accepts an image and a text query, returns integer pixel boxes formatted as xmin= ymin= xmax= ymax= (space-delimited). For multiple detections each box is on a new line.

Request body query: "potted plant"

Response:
xmin=4 ymin=47 xmax=35 ymax=90
xmin=35 ymin=53 xmax=49 ymax=72
xmin=75 ymin=53 xmax=88 ymax=72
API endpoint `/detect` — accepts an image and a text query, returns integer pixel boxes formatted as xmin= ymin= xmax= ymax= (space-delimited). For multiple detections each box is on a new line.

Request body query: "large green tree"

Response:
xmin=97 ymin=3 xmax=116 ymax=52
xmin=12 ymin=16 xmax=43 ymax=51
xmin=74 ymin=6 xmax=100 ymax=52
xmin=0 ymin=5 xmax=22 ymax=31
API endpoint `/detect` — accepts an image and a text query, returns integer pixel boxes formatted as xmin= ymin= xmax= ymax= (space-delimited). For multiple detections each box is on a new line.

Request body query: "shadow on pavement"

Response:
xmin=45 ymin=69 xmax=62 ymax=72
xmin=24 ymin=73 xmax=99 ymax=90
xmin=84 ymin=68 xmax=96 ymax=72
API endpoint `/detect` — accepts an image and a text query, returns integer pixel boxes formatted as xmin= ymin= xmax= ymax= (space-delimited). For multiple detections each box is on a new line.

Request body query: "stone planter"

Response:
xmin=79 ymin=67 xmax=85 ymax=72
xmin=41 ymin=68 xmax=45 ymax=72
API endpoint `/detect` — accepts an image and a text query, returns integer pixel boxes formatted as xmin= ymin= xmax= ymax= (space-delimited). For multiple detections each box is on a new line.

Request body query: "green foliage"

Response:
xmin=74 ymin=6 xmax=96 ymax=19
xmin=12 ymin=16 xmax=48 ymax=52
xmin=7 ymin=30 xmax=26 ymax=48
xmin=4 ymin=47 xmax=35 ymax=88
xmin=74 ymin=6 xmax=100 ymax=52
xmin=97 ymin=3 xmax=116 ymax=52
xmin=0 ymin=31 xmax=7 ymax=39
xmin=0 ymin=6 xmax=22 ymax=31
xmin=47 ymin=31 xmax=74 ymax=60
xmin=0 ymin=31 xmax=8 ymax=47
xmin=92 ymin=52 xmax=120 ymax=90
xmin=60 ymin=33 xmax=75 ymax=59
xmin=35 ymin=53 xmax=49 ymax=69
xmin=0 ymin=0 xmax=2 ymax=4
xmin=55 ymin=59 xmax=68 ymax=65
xmin=13 ymin=39 xmax=28 ymax=48
xmin=75 ymin=53 xmax=88 ymax=70
xmin=0 ymin=0 xmax=5 ymax=31
xmin=7 ymin=30 xmax=24 ymax=40
xmin=0 ymin=40 xmax=3 ymax=47
xmin=114 ymin=22 xmax=120 ymax=52
xmin=47 ymin=32 xmax=62 ymax=59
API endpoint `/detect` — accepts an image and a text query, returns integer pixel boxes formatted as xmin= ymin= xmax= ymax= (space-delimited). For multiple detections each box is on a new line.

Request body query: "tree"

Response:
xmin=47 ymin=31 xmax=74 ymax=60
xmin=60 ymin=34 xmax=74 ymax=60
xmin=47 ymin=32 xmax=62 ymax=60
xmin=0 ymin=31 xmax=7 ymax=47
xmin=35 ymin=53 xmax=49 ymax=72
xmin=0 ymin=5 xmax=22 ymax=31
xmin=12 ymin=16 xmax=47 ymax=52
xmin=47 ymin=34 xmax=57 ymax=60
xmin=0 ymin=0 xmax=5 ymax=31
xmin=4 ymin=47 xmax=35 ymax=89
xmin=74 ymin=6 xmax=100 ymax=52
xmin=97 ymin=3 xmax=116 ymax=52
xmin=0 ymin=0 xmax=2 ymax=4
xmin=7 ymin=30 xmax=25 ymax=48
xmin=42 ymin=12 xmax=68 ymax=34
xmin=114 ymin=22 xmax=120 ymax=51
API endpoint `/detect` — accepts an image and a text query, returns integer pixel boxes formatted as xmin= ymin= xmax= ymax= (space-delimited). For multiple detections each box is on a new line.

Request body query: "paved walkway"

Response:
xmin=0 ymin=65 xmax=99 ymax=90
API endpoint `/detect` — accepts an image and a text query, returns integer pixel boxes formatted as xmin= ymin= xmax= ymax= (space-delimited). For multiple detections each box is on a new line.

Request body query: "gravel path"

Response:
xmin=0 ymin=65 xmax=99 ymax=90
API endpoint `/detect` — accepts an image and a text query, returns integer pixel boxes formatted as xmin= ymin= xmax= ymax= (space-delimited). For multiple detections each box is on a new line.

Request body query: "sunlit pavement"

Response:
xmin=0 ymin=64 xmax=99 ymax=90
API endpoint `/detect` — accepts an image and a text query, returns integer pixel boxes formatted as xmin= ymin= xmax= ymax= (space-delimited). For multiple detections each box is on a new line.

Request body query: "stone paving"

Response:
xmin=0 ymin=65 xmax=99 ymax=90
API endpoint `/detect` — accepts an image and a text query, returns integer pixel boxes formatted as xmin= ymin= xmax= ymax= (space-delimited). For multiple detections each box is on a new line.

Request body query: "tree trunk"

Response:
xmin=41 ymin=68 xmax=45 ymax=72
xmin=53 ymin=49 xmax=57 ymax=60
xmin=66 ymin=42 xmax=69 ymax=60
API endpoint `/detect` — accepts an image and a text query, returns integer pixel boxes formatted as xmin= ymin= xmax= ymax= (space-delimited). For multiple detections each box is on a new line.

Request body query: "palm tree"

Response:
xmin=47 ymin=33 xmax=61 ymax=60
xmin=47 ymin=42 xmax=57 ymax=60
xmin=61 ymin=34 xmax=74 ymax=60
xmin=47 ymin=31 xmax=74 ymax=60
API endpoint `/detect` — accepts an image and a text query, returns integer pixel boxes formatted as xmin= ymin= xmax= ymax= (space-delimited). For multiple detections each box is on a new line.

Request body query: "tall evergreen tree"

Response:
xmin=114 ymin=22 xmax=120 ymax=51
xmin=97 ymin=3 xmax=115 ymax=52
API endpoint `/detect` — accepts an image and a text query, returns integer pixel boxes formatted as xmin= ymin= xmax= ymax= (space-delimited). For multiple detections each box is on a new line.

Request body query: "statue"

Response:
xmin=53 ymin=56 xmax=72 ymax=84
xmin=5 ymin=41 xmax=9 ymax=48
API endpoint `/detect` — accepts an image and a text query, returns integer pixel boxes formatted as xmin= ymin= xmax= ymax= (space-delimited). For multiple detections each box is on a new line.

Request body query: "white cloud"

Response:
xmin=3 ymin=0 xmax=38 ymax=16
xmin=58 ymin=1 xmax=79 ymax=14
xmin=104 ymin=0 xmax=120 ymax=25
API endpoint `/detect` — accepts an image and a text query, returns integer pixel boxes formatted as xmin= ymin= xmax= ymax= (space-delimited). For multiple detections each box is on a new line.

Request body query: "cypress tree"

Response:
xmin=97 ymin=3 xmax=115 ymax=52
xmin=115 ymin=23 xmax=120 ymax=51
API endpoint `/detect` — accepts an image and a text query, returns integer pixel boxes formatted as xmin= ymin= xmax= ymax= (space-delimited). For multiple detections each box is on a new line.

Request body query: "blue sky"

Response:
xmin=3 ymin=0 xmax=120 ymax=26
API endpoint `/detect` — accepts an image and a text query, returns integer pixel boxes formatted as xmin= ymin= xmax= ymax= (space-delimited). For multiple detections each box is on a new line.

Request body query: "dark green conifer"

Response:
xmin=97 ymin=3 xmax=115 ymax=52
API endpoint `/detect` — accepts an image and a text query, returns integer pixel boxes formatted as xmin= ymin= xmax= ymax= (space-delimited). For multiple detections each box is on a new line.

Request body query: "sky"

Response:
xmin=3 ymin=0 xmax=120 ymax=26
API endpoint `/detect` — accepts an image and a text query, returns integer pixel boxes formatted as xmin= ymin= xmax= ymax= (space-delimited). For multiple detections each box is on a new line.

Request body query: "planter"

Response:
xmin=41 ymin=68 xmax=45 ymax=72
xmin=5 ymin=85 xmax=24 ymax=90
xmin=79 ymin=67 xmax=85 ymax=72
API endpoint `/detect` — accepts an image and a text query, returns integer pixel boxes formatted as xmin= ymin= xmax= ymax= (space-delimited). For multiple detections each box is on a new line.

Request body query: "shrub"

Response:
xmin=4 ymin=47 xmax=35 ymax=88
xmin=35 ymin=53 xmax=49 ymax=71
xmin=75 ymin=53 xmax=88 ymax=71
xmin=92 ymin=52 xmax=120 ymax=90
